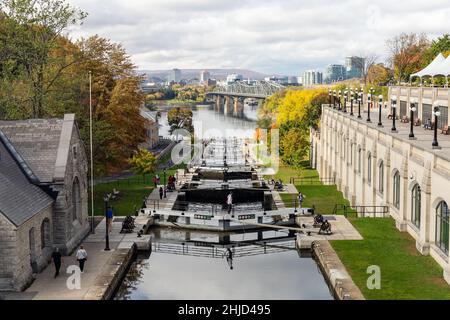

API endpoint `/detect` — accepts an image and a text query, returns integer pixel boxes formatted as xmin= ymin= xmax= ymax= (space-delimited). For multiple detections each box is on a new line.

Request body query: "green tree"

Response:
xmin=423 ymin=34 xmax=450 ymax=65
xmin=0 ymin=0 xmax=87 ymax=118
xmin=128 ymin=149 xmax=157 ymax=180
xmin=167 ymin=107 xmax=194 ymax=134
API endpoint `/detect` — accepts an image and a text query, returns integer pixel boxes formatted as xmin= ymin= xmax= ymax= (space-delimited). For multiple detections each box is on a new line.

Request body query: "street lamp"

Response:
xmin=338 ymin=90 xmax=342 ymax=110
xmin=343 ymin=89 xmax=348 ymax=113
xmin=357 ymin=91 xmax=362 ymax=119
xmin=350 ymin=89 xmax=354 ymax=116
xmin=409 ymin=98 xmax=417 ymax=140
xmin=328 ymin=89 xmax=333 ymax=108
xmin=367 ymin=92 xmax=372 ymax=122
xmin=377 ymin=95 xmax=383 ymax=127
xmin=432 ymin=101 xmax=441 ymax=149
xmin=333 ymin=90 xmax=337 ymax=109
xmin=391 ymin=96 xmax=397 ymax=132
xmin=163 ymin=168 xmax=167 ymax=198
xmin=103 ymin=194 xmax=111 ymax=251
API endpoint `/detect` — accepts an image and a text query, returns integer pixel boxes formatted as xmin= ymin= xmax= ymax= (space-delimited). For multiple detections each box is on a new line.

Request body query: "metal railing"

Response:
xmin=333 ymin=204 xmax=390 ymax=218
xmin=289 ymin=177 xmax=336 ymax=185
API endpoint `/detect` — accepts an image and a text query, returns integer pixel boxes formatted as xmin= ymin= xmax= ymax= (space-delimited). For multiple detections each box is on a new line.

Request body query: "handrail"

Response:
xmin=333 ymin=204 xmax=389 ymax=218
xmin=289 ymin=177 xmax=336 ymax=185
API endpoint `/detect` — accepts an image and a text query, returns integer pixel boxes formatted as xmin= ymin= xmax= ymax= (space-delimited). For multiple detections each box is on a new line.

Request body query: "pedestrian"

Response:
xmin=156 ymin=174 xmax=160 ymax=185
xmin=227 ymin=192 xmax=233 ymax=214
xmin=76 ymin=245 xmax=88 ymax=273
xmin=159 ymin=186 xmax=164 ymax=200
xmin=153 ymin=176 xmax=157 ymax=188
xmin=51 ymin=247 xmax=62 ymax=278
xmin=298 ymin=192 xmax=304 ymax=208
xmin=225 ymin=248 xmax=234 ymax=270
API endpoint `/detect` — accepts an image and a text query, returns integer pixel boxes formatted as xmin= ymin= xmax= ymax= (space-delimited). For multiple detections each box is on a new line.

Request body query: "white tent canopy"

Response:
xmin=438 ymin=55 xmax=450 ymax=76
xmin=410 ymin=53 xmax=446 ymax=79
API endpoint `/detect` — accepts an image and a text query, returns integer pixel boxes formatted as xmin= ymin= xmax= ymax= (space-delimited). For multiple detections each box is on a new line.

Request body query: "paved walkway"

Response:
xmin=297 ymin=215 xmax=363 ymax=241
xmin=336 ymin=106 xmax=450 ymax=160
xmin=1 ymin=216 xmax=151 ymax=300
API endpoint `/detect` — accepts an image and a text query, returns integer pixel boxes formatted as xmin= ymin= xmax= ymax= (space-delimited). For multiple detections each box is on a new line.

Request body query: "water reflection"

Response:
xmin=114 ymin=227 xmax=333 ymax=300
xmin=156 ymin=104 xmax=257 ymax=139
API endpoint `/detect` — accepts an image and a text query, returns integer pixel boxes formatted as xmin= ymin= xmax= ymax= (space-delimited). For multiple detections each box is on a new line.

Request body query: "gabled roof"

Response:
xmin=0 ymin=115 xmax=75 ymax=183
xmin=0 ymin=130 xmax=53 ymax=226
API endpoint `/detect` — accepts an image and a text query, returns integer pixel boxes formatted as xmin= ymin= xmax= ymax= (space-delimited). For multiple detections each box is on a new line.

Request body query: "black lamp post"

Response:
xmin=409 ymin=99 xmax=417 ymax=140
xmin=163 ymin=168 xmax=167 ymax=198
xmin=338 ymin=90 xmax=342 ymax=110
xmin=366 ymin=91 xmax=372 ymax=122
xmin=343 ymin=89 xmax=348 ymax=113
xmin=357 ymin=91 xmax=362 ymax=119
xmin=350 ymin=89 xmax=354 ymax=116
xmin=328 ymin=90 xmax=332 ymax=107
xmin=377 ymin=95 xmax=383 ymax=127
xmin=332 ymin=90 xmax=336 ymax=108
xmin=391 ymin=97 xmax=397 ymax=132
xmin=432 ymin=101 xmax=441 ymax=149
xmin=104 ymin=194 xmax=111 ymax=251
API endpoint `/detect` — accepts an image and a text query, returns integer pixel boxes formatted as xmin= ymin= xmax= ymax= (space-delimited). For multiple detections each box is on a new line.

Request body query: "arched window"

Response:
xmin=72 ymin=177 xmax=81 ymax=222
xmin=436 ymin=201 xmax=449 ymax=255
xmin=411 ymin=184 xmax=421 ymax=228
xmin=367 ymin=153 xmax=372 ymax=184
xmin=41 ymin=218 xmax=51 ymax=249
xmin=393 ymin=171 xmax=400 ymax=209
xmin=378 ymin=161 xmax=384 ymax=193
xmin=358 ymin=148 xmax=362 ymax=173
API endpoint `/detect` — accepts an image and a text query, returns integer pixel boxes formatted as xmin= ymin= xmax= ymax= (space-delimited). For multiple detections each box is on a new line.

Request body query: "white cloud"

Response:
xmin=67 ymin=0 xmax=450 ymax=75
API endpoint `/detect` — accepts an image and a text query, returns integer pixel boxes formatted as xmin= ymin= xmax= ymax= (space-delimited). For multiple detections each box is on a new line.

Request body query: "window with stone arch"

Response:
xmin=72 ymin=177 xmax=82 ymax=222
xmin=378 ymin=161 xmax=384 ymax=193
xmin=393 ymin=171 xmax=401 ymax=209
xmin=436 ymin=201 xmax=449 ymax=255
xmin=41 ymin=218 xmax=51 ymax=249
xmin=411 ymin=184 xmax=421 ymax=228
xmin=367 ymin=153 xmax=372 ymax=184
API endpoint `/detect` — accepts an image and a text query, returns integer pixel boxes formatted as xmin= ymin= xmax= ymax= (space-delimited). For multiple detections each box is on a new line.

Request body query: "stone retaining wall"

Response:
xmin=311 ymin=240 xmax=365 ymax=300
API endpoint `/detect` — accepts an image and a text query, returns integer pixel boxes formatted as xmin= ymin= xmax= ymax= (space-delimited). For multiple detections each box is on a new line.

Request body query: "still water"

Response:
xmin=114 ymin=228 xmax=333 ymax=300
xmin=156 ymin=103 xmax=258 ymax=139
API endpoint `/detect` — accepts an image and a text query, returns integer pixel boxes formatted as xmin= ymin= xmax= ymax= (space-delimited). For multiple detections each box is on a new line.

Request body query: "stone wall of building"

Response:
xmin=312 ymin=106 xmax=450 ymax=284
xmin=52 ymin=122 xmax=90 ymax=255
xmin=0 ymin=205 xmax=53 ymax=291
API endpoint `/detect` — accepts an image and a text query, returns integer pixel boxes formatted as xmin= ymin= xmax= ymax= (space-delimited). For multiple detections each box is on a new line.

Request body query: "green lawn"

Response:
xmin=92 ymin=168 xmax=181 ymax=216
xmin=274 ymin=161 xmax=450 ymax=299
xmin=331 ymin=218 xmax=450 ymax=299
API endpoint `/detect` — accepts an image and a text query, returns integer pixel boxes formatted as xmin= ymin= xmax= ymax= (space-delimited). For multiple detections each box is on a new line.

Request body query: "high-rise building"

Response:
xmin=303 ymin=70 xmax=323 ymax=86
xmin=345 ymin=56 xmax=365 ymax=79
xmin=200 ymin=70 xmax=210 ymax=83
xmin=226 ymin=73 xmax=243 ymax=84
xmin=168 ymin=68 xmax=182 ymax=83
xmin=324 ymin=64 xmax=346 ymax=84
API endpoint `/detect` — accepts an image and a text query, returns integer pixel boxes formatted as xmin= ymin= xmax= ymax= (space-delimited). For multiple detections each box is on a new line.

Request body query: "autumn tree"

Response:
xmin=129 ymin=149 xmax=157 ymax=180
xmin=167 ymin=107 xmax=194 ymax=134
xmin=367 ymin=63 xmax=392 ymax=85
xmin=0 ymin=0 xmax=87 ymax=118
xmin=386 ymin=33 xmax=430 ymax=83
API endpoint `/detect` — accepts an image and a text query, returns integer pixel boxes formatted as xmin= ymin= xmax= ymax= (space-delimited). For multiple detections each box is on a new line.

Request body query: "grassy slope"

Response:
xmin=275 ymin=162 xmax=450 ymax=299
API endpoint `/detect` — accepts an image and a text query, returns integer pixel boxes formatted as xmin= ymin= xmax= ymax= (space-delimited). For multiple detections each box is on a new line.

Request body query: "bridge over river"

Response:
xmin=206 ymin=80 xmax=285 ymax=116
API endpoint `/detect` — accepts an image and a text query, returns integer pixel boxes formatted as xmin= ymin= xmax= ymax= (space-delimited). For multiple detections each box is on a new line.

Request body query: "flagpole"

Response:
xmin=89 ymin=71 xmax=95 ymax=234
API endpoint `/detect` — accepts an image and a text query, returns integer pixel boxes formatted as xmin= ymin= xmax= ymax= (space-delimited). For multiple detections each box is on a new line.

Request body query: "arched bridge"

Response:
xmin=207 ymin=80 xmax=285 ymax=99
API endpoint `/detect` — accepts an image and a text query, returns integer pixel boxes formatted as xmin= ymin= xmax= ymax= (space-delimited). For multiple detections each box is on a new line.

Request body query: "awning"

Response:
xmin=410 ymin=53 xmax=446 ymax=79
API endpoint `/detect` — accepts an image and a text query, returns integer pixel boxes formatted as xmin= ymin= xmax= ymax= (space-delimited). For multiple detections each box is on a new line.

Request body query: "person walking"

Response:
xmin=226 ymin=192 xmax=233 ymax=214
xmin=51 ymin=247 xmax=62 ymax=278
xmin=159 ymin=186 xmax=164 ymax=200
xmin=225 ymin=248 xmax=234 ymax=270
xmin=298 ymin=192 xmax=304 ymax=208
xmin=76 ymin=245 xmax=88 ymax=273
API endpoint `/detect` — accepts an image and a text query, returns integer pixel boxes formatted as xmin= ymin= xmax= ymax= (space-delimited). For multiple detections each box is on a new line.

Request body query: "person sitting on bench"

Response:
xmin=318 ymin=220 xmax=332 ymax=235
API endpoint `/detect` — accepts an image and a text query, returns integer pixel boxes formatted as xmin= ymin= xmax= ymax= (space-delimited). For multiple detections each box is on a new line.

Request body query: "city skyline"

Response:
xmin=67 ymin=0 xmax=450 ymax=75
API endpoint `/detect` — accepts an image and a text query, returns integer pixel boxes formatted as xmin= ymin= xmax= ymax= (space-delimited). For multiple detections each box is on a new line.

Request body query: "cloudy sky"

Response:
xmin=67 ymin=0 xmax=450 ymax=75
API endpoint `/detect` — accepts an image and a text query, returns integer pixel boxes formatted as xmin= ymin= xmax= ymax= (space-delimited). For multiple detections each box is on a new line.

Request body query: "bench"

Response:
xmin=442 ymin=125 xmax=449 ymax=135
xmin=414 ymin=118 xmax=421 ymax=126
xmin=400 ymin=116 xmax=409 ymax=123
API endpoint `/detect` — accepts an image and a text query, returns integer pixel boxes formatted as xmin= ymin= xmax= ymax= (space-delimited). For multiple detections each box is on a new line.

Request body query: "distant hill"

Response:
xmin=139 ymin=69 xmax=271 ymax=81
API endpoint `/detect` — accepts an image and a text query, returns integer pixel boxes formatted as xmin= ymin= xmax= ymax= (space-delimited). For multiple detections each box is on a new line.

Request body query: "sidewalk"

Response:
xmin=1 ymin=216 xmax=152 ymax=300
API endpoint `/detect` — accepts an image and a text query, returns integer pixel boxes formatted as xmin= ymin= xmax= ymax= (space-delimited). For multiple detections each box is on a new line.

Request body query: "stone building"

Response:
xmin=0 ymin=114 xmax=90 ymax=291
xmin=139 ymin=108 xmax=159 ymax=149
xmin=311 ymin=98 xmax=450 ymax=284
